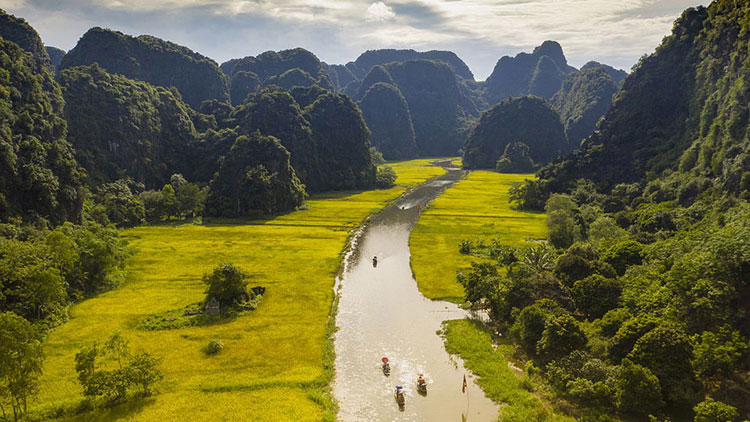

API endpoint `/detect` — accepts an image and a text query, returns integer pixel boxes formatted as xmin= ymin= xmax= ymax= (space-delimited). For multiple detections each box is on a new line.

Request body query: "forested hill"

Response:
xmin=60 ymin=27 xmax=229 ymax=108
xmin=340 ymin=48 xmax=475 ymax=82
xmin=541 ymin=1 xmax=750 ymax=196
xmin=0 ymin=9 xmax=51 ymax=71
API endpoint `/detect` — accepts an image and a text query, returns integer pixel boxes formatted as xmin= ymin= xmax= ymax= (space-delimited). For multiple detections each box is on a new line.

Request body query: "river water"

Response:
xmin=333 ymin=163 xmax=499 ymax=421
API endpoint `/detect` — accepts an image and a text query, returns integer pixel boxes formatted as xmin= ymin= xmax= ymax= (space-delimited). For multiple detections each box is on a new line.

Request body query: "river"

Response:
xmin=333 ymin=162 xmax=499 ymax=421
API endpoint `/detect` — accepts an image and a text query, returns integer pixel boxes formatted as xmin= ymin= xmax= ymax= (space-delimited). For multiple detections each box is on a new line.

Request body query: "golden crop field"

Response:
xmin=409 ymin=171 xmax=547 ymax=301
xmin=33 ymin=160 xmax=445 ymax=421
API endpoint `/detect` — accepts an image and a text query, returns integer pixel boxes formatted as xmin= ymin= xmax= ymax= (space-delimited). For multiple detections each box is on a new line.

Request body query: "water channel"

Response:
xmin=333 ymin=162 xmax=499 ymax=421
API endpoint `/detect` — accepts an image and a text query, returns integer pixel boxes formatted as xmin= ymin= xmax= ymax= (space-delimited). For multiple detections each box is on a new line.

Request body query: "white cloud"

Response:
xmin=366 ymin=2 xmax=396 ymax=22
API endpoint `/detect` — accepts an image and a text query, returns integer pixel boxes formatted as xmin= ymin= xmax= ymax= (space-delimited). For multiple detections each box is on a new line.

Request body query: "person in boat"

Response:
xmin=382 ymin=357 xmax=390 ymax=375
xmin=372 ymin=256 xmax=378 ymax=267
xmin=417 ymin=374 xmax=427 ymax=394
xmin=395 ymin=385 xmax=405 ymax=405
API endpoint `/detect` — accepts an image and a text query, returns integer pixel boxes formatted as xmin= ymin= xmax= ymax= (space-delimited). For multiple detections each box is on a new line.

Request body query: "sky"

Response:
xmin=4 ymin=0 xmax=707 ymax=80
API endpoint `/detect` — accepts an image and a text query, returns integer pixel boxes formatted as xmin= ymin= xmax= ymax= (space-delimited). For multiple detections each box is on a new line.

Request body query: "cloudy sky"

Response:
xmin=5 ymin=0 xmax=706 ymax=80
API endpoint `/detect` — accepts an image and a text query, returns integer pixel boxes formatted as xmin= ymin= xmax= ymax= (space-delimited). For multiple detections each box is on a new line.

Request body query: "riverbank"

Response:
xmin=32 ymin=160 xmax=443 ymax=421
xmin=409 ymin=171 xmax=547 ymax=302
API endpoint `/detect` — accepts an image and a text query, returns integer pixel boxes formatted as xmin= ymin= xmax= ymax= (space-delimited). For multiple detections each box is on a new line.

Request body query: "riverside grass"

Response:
xmin=33 ymin=160 xmax=446 ymax=421
xmin=442 ymin=319 xmax=574 ymax=422
xmin=410 ymin=171 xmax=547 ymax=301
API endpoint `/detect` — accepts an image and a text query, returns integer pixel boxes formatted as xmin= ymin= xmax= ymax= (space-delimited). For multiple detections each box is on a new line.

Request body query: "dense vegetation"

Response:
xmin=463 ymin=96 xmax=567 ymax=170
xmin=206 ymin=132 xmax=305 ymax=217
xmin=0 ymin=34 xmax=82 ymax=224
xmin=453 ymin=2 xmax=750 ymax=420
xmin=60 ymin=27 xmax=229 ymax=108
xmin=59 ymin=64 xmax=198 ymax=188
xmin=551 ymin=65 xmax=619 ymax=146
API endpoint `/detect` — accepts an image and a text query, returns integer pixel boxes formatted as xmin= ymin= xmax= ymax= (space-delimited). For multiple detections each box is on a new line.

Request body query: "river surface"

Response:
xmin=333 ymin=162 xmax=499 ymax=421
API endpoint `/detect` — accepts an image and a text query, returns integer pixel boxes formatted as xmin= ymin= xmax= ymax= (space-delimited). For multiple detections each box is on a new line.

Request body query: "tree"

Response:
xmin=693 ymin=397 xmax=739 ymax=422
xmin=0 ymin=312 xmax=44 ymax=421
xmin=628 ymin=325 xmax=695 ymax=403
xmin=614 ymin=359 xmax=663 ymax=415
xmin=511 ymin=299 xmax=562 ymax=352
xmin=602 ymin=240 xmax=644 ymax=276
xmin=456 ymin=263 xmax=500 ymax=307
xmin=203 ymin=263 xmax=250 ymax=308
xmin=691 ymin=326 xmax=748 ymax=382
xmin=74 ymin=332 xmax=162 ymax=401
xmin=537 ymin=313 xmax=587 ymax=362
xmin=571 ymin=275 xmax=622 ymax=319
xmin=376 ymin=165 xmax=397 ymax=188
xmin=93 ymin=180 xmax=145 ymax=227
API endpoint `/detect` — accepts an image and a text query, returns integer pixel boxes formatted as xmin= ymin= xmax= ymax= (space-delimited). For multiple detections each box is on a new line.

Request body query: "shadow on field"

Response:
xmin=58 ymin=396 xmax=156 ymax=421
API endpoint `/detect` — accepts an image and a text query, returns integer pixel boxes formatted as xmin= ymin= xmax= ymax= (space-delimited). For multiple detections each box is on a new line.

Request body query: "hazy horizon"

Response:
xmin=5 ymin=0 xmax=707 ymax=80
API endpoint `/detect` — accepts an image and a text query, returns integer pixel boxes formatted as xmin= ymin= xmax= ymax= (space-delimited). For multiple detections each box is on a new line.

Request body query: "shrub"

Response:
xmin=458 ymin=239 xmax=472 ymax=254
xmin=204 ymin=339 xmax=224 ymax=356
xmin=537 ymin=314 xmax=587 ymax=362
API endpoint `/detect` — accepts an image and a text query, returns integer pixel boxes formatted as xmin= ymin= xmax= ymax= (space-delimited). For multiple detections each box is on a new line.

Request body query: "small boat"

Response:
xmin=395 ymin=385 xmax=405 ymax=408
xmin=372 ymin=256 xmax=378 ymax=267
xmin=382 ymin=357 xmax=390 ymax=376
xmin=416 ymin=374 xmax=427 ymax=395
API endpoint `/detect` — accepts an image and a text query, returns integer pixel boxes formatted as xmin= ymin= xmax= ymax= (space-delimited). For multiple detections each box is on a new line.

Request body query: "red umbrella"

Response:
xmin=382 ymin=357 xmax=389 ymax=363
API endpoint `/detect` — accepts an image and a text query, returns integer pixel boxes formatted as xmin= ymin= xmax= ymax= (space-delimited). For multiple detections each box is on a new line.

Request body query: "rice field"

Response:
xmin=32 ymin=159 xmax=443 ymax=421
xmin=387 ymin=158 xmax=449 ymax=187
xmin=409 ymin=171 xmax=547 ymax=301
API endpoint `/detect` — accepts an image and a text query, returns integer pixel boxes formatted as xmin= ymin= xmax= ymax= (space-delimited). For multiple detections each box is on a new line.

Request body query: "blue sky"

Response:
xmin=5 ymin=0 xmax=706 ymax=80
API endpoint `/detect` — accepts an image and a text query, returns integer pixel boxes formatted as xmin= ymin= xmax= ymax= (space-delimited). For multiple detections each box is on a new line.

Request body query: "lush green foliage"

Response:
xmin=496 ymin=142 xmax=536 ymax=173
xmin=203 ymin=263 xmax=251 ymax=308
xmin=345 ymin=48 xmax=474 ymax=81
xmin=463 ymin=96 xmax=567 ymax=169
xmin=60 ymin=27 xmax=229 ymax=108
xmin=45 ymin=46 xmax=64 ymax=73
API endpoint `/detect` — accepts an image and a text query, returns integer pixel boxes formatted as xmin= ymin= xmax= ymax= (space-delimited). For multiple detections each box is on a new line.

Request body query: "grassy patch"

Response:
xmin=135 ymin=296 xmax=262 ymax=331
xmin=410 ymin=171 xmax=547 ymax=301
xmin=33 ymin=159 xmax=443 ymax=421
xmin=442 ymin=319 xmax=574 ymax=422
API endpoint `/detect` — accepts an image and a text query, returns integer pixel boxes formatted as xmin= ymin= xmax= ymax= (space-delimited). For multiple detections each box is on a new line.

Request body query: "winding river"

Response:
xmin=333 ymin=162 xmax=499 ymax=421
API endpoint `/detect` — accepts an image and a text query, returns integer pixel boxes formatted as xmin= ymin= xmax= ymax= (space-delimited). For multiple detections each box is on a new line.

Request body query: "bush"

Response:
xmin=376 ymin=165 xmax=397 ymax=188
xmin=204 ymin=339 xmax=224 ymax=355
xmin=458 ymin=239 xmax=472 ymax=254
